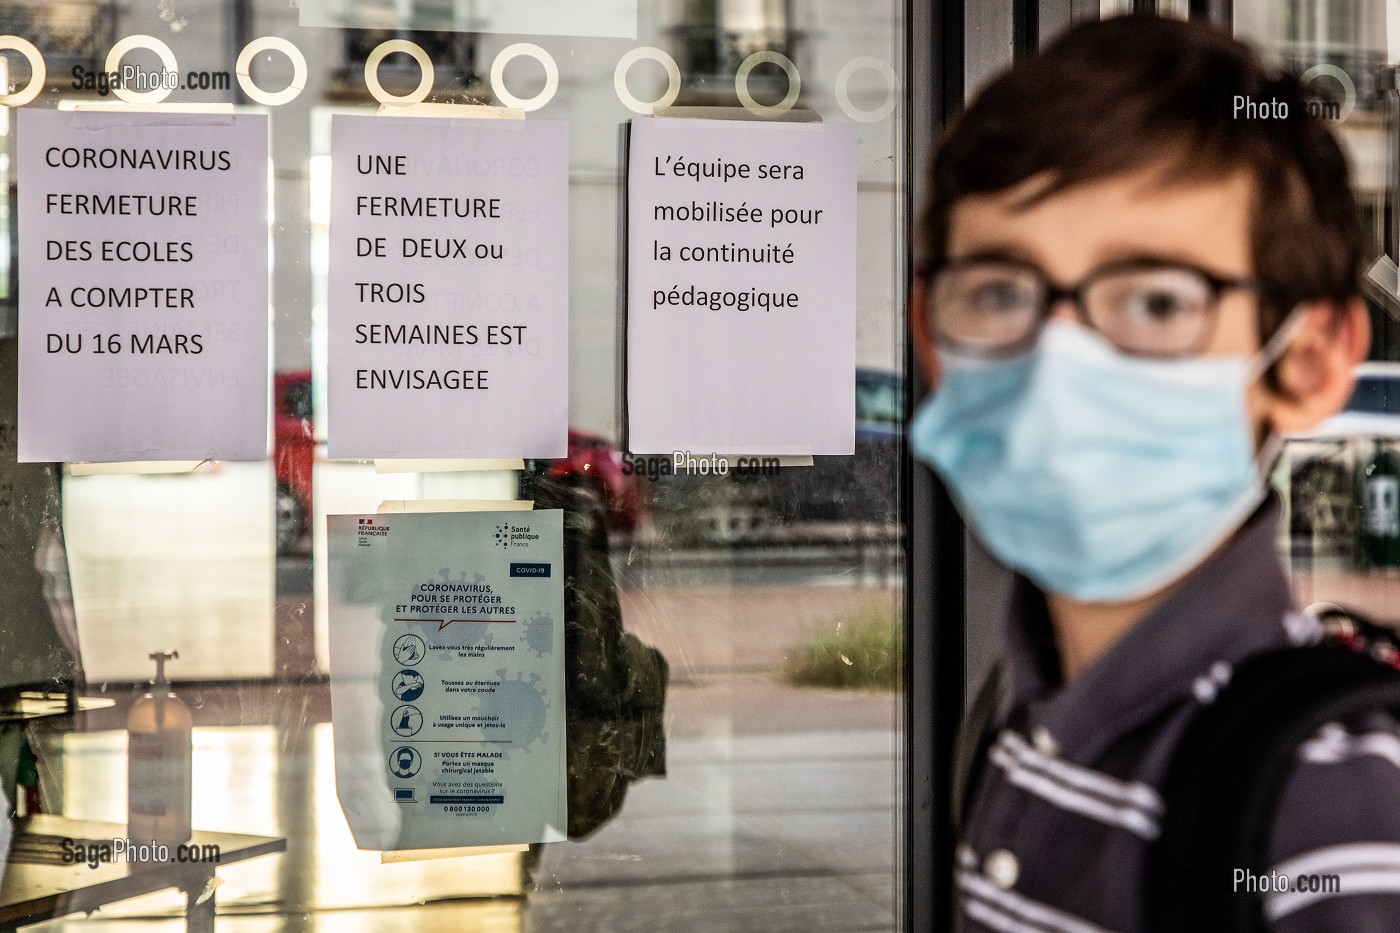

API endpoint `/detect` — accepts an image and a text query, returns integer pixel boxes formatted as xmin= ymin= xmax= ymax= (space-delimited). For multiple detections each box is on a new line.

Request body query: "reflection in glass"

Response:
xmin=0 ymin=0 xmax=907 ymax=927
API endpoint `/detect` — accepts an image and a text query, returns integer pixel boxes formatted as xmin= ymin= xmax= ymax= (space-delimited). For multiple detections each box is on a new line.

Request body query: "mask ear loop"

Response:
xmin=1247 ymin=306 xmax=1309 ymax=381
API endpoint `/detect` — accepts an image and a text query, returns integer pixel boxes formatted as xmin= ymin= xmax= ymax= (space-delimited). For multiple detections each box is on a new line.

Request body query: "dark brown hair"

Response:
xmin=920 ymin=15 xmax=1364 ymax=339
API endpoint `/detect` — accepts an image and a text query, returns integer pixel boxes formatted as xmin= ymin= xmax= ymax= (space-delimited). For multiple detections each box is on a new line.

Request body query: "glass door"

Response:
xmin=0 ymin=1 xmax=914 ymax=930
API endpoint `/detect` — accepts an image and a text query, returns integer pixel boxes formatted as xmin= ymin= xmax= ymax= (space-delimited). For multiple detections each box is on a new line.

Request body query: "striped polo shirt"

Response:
xmin=958 ymin=499 xmax=1400 ymax=932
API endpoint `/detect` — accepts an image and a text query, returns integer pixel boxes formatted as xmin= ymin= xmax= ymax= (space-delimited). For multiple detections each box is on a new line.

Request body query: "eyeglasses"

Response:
xmin=926 ymin=258 xmax=1265 ymax=358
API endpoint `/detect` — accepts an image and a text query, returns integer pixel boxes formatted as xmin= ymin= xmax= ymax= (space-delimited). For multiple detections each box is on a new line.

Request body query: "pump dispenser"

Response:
xmin=126 ymin=650 xmax=192 ymax=845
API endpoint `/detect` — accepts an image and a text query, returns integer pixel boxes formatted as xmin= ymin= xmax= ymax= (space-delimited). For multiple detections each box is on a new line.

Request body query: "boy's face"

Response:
xmin=912 ymin=163 xmax=1368 ymax=441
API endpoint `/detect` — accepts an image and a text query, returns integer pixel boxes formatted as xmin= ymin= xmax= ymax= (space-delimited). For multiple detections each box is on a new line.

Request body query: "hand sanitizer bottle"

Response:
xmin=127 ymin=650 xmax=192 ymax=845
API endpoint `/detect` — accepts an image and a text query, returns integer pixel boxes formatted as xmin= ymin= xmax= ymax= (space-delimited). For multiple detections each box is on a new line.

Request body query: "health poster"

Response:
xmin=626 ymin=117 xmax=858 ymax=455
xmin=328 ymin=509 xmax=566 ymax=850
xmin=17 ymin=109 xmax=269 ymax=462
xmin=327 ymin=115 xmax=568 ymax=459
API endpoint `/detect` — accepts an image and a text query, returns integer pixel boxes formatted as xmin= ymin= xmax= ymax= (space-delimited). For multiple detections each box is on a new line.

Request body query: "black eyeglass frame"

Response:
xmin=922 ymin=257 xmax=1271 ymax=359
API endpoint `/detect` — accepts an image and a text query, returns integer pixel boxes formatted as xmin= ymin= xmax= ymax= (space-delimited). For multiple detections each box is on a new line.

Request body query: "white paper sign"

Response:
xmin=627 ymin=118 xmax=858 ymax=455
xmin=17 ymin=110 xmax=269 ymax=462
xmin=328 ymin=510 xmax=566 ymax=850
xmin=328 ymin=116 xmax=568 ymax=460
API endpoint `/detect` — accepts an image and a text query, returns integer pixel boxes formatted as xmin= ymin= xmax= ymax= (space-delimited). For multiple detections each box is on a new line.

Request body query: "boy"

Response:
xmin=911 ymin=15 xmax=1400 ymax=931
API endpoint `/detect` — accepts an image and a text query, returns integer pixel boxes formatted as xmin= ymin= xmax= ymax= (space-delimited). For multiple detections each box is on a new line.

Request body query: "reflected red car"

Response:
xmin=538 ymin=430 xmax=645 ymax=532
xmin=274 ymin=370 xmax=642 ymax=548
xmin=274 ymin=371 xmax=314 ymax=553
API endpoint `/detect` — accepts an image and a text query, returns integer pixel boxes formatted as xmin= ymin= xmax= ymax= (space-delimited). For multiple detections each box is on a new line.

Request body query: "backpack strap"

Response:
xmin=949 ymin=663 xmax=1005 ymax=933
xmin=1145 ymin=641 xmax=1400 ymax=933
xmin=952 ymin=662 xmax=1004 ymax=831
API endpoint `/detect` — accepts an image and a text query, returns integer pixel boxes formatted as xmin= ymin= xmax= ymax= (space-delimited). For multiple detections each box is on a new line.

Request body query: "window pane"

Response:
xmin=0 ymin=3 xmax=909 ymax=931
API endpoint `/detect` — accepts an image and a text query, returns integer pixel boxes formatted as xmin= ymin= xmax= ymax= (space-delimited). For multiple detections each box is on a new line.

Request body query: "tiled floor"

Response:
xmin=16 ymin=673 xmax=900 ymax=932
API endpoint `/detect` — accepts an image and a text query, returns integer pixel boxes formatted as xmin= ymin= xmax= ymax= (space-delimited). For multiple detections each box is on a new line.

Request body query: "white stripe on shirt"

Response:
xmin=997 ymin=732 xmax=1164 ymax=815
xmin=989 ymin=735 xmax=1162 ymax=839
xmin=1299 ymin=722 xmax=1400 ymax=771
xmin=1271 ymin=842 xmax=1400 ymax=880
xmin=1264 ymin=843 xmax=1400 ymax=922
xmin=967 ymin=896 xmax=1058 ymax=933
xmin=958 ymin=868 xmax=1120 ymax=933
xmin=1265 ymin=870 xmax=1400 ymax=922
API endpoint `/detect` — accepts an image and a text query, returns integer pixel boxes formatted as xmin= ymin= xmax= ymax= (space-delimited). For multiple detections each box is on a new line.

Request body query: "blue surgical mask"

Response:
xmin=909 ymin=320 xmax=1290 ymax=601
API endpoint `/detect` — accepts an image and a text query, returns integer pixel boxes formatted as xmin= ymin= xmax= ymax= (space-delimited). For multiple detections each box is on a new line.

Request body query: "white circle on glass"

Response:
xmin=490 ymin=43 xmax=558 ymax=112
xmin=1299 ymin=63 xmax=1355 ymax=123
xmin=106 ymin=34 xmax=179 ymax=105
xmin=0 ymin=36 xmax=45 ymax=107
xmin=236 ymin=37 xmax=307 ymax=107
xmin=835 ymin=56 xmax=898 ymax=123
xmin=736 ymin=50 xmax=800 ymax=114
xmin=365 ymin=39 xmax=434 ymax=107
xmin=613 ymin=46 xmax=681 ymax=115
